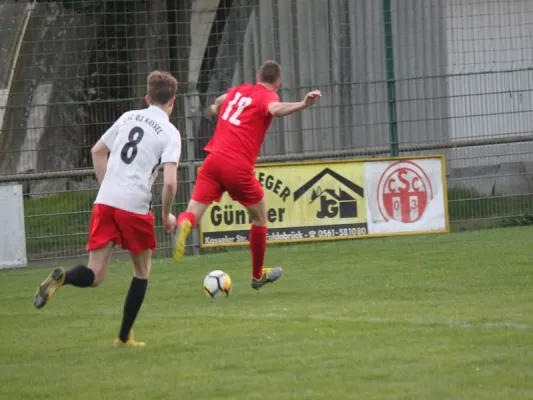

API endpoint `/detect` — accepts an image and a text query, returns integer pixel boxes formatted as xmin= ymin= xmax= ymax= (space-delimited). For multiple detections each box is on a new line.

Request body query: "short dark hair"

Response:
xmin=147 ymin=70 xmax=178 ymax=105
xmin=258 ymin=60 xmax=281 ymax=84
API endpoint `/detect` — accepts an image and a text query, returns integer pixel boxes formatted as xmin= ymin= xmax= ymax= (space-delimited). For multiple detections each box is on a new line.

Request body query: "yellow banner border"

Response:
xmin=198 ymin=154 xmax=450 ymax=248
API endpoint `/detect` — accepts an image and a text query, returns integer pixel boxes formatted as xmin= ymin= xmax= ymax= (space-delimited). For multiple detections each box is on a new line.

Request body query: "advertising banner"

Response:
xmin=199 ymin=156 xmax=448 ymax=247
xmin=364 ymin=157 xmax=448 ymax=234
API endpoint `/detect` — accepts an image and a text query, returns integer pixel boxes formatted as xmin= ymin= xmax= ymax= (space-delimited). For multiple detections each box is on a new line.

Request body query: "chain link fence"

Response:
xmin=1 ymin=0 xmax=532 ymax=262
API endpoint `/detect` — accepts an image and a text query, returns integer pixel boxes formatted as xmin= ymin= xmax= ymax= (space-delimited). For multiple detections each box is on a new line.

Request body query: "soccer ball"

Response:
xmin=203 ymin=270 xmax=232 ymax=298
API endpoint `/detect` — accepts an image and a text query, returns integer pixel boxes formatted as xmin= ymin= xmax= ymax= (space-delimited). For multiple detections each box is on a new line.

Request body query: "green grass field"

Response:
xmin=1 ymin=227 xmax=533 ymax=399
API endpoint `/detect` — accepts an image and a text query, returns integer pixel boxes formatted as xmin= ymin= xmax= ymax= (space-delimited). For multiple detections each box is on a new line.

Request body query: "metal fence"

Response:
xmin=1 ymin=0 xmax=533 ymax=262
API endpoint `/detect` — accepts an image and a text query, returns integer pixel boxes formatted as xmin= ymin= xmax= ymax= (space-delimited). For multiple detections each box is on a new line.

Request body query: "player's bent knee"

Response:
xmin=250 ymin=215 xmax=267 ymax=227
xmin=87 ymin=242 xmax=114 ymax=286
xmin=247 ymin=203 xmax=268 ymax=227
xmin=133 ymin=264 xmax=151 ymax=279
xmin=132 ymin=263 xmax=151 ymax=279
xmin=130 ymin=249 xmax=152 ymax=279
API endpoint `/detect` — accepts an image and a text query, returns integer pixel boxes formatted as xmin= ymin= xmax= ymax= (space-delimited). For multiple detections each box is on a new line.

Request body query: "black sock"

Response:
xmin=63 ymin=265 xmax=95 ymax=287
xmin=119 ymin=277 xmax=148 ymax=342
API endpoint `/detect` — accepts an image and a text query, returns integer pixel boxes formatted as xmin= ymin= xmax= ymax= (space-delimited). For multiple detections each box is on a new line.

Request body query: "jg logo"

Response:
xmin=311 ymin=187 xmax=357 ymax=219
xmin=293 ymin=168 xmax=364 ymax=220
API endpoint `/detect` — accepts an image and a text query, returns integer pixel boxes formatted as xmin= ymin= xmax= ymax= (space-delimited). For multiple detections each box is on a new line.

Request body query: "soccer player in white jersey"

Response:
xmin=33 ymin=70 xmax=181 ymax=347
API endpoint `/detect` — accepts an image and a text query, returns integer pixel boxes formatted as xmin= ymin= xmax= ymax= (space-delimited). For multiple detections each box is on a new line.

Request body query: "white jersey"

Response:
xmin=95 ymin=105 xmax=181 ymax=214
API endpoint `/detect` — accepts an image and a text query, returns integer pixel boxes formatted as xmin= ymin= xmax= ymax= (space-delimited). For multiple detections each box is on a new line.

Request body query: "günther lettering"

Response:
xmin=210 ymin=204 xmax=286 ymax=226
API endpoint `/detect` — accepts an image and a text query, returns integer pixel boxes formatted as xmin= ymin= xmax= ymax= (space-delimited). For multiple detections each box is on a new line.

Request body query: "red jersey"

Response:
xmin=204 ymin=83 xmax=279 ymax=169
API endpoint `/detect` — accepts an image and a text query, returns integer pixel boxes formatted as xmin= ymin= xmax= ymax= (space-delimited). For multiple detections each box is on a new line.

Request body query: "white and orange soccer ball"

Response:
xmin=203 ymin=270 xmax=232 ymax=298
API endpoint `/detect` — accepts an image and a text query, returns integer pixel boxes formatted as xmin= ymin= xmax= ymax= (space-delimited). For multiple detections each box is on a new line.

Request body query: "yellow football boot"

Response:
xmin=34 ymin=267 xmax=65 ymax=309
xmin=113 ymin=331 xmax=145 ymax=348
xmin=172 ymin=219 xmax=192 ymax=262
xmin=251 ymin=267 xmax=283 ymax=290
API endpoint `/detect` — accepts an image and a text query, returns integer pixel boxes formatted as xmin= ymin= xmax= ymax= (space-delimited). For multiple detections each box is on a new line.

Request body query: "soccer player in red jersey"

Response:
xmin=171 ymin=60 xmax=321 ymax=290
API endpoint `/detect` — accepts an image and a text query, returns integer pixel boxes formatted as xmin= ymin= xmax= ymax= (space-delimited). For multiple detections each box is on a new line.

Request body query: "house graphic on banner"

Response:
xmin=293 ymin=168 xmax=364 ymax=220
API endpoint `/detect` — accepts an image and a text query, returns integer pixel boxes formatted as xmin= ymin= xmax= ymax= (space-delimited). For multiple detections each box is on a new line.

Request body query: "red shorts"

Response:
xmin=86 ymin=204 xmax=156 ymax=255
xmin=191 ymin=154 xmax=263 ymax=207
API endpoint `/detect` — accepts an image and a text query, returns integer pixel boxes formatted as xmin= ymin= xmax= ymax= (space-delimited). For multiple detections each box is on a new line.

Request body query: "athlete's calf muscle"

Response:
xmin=186 ymin=200 xmax=209 ymax=223
xmin=88 ymin=242 xmax=115 ymax=286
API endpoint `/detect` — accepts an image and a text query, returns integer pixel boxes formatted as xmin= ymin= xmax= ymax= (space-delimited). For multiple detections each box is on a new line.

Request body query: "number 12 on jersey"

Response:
xmin=221 ymin=92 xmax=252 ymax=126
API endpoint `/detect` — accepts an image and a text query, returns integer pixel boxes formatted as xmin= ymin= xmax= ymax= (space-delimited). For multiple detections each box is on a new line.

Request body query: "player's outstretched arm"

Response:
xmin=91 ymin=139 xmax=111 ymax=184
xmin=162 ymin=162 xmax=178 ymax=232
xmin=268 ymin=90 xmax=322 ymax=117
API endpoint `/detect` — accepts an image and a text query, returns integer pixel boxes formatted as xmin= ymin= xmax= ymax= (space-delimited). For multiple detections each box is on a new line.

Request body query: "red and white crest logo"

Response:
xmin=377 ymin=161 xmax=433 ymax=223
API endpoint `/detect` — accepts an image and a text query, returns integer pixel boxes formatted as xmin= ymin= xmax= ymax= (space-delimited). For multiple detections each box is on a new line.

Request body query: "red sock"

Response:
xmin=249 ymin=224 xmax=268 ymax=280
xmin=178 ymin=211 xmax=197 ymax=228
